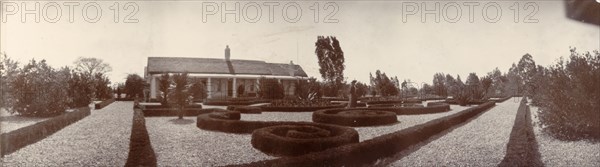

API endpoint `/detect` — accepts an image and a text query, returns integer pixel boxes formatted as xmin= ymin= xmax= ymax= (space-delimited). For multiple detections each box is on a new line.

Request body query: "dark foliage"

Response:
xmin=294 ymin=77 xmax=322 ymax=100
xmin=124 ymin=74 xmax=145 ymax=99
xmin=67 ymin=70 xmax=94 ymax=108
xmin=499 ymin=98 xmax=543 ymax=167
xmin=258 ymin=77 xmax=284 ymax=99
xmin=315 ymin=36 xmax=345 ymax=97
xmin=94 ymin=73 xmax=112 ymax=100
xmin=125 ymin=109 xmax=157 ymax=167
xmin=251 ymin=124 xmax=359 ymax=156
xmin=10 ymin=59 xmax=69 ymax=116
xmin=313 ymin=109 xmax=398 ymax=127
xmin=158 ymin=73 xmax=170 ymax=105
xmin=533 ymin=49 xmax=600 ymax=141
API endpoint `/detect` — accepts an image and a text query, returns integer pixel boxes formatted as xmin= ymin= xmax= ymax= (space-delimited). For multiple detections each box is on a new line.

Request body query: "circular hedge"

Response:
xmin=312 ymin=109 xmax=398 ymax=127
xmin=251 ymin=123 xmax=359 ymax=156
xmin=226 ymin=105 xmax=262 ymax=114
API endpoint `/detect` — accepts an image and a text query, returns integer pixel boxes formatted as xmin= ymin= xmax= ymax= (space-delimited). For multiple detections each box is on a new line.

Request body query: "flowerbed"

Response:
xmin=260 ymin=99 xmax=346 ymax=112
xmin=95 ymin=98 xmax=116 ymax=109
xmin=1 ymin=107 xmax=91 ymax=157
xmin=203 ymin=98 xmax=270 ymax=106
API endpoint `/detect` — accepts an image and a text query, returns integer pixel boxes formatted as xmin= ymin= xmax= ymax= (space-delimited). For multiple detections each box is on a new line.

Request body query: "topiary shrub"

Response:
xmin=313 ymin=109 xmax=398 ymax=127
xmin=251 ymin=124 xmax=359 ymax=156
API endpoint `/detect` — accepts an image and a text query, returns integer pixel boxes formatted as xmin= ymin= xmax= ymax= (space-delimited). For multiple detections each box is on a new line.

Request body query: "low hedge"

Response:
xmin=236 ymin=102 xmax=497 ymax=167
xmin=312 ymin=109 xmax=398 ymax=127
xmin=251 ymin=124 xmax=359 ymax=156
xmin=366 ymin=103 xmax=451 ymax=115
xmin=142 ymin=107 xmax=225 ymax=117
xmin=1 ymin=107 xmax=91 ymax=157
xmin=499 ymin=98 xmax=543 ymax=167
xmin=94 ymin=98 xmax=115 ymax=110
xmin=125 ymin=109 xmax=157 ymax=167
xmin=260 ymin=103 xmax=347 ymax=112
xmin=226 ymin=105 xmax=262 ymax=114
xmin=491 ymin=96 xmax=512 ymax=103
xmin=203 ymin=98 xmax=270 ymax=106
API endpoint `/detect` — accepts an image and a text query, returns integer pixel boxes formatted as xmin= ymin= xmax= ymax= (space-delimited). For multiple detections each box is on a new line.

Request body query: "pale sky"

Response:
xmin=2 ymin=1 xmax=599 ymax=86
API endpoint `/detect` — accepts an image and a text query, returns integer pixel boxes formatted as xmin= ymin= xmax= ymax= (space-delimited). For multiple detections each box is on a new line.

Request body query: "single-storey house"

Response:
xmin=145 ymin=46 xmax=308 ymax=99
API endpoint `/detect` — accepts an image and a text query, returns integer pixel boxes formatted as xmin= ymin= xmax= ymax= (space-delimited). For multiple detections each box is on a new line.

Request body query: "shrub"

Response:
xmin=67 ymin=71 xmax=94 ymax=108
xmin=189 ymin=80 xmax=207 ymax=101
xmin=95 ymin=98 xmax=115 ymax=110
xmin=534 ymin=49 xmax=600 ymax=141
xmin=124 ymin=74 xmax=145 ymax=99
xmin=94 ymin=73 xmax=112 ymax=100
xmin=258 ymin=77 xmax=284 ymax=99
xmin=10 ymin=59 xmax=70 ymax=117
xmin=295 ymin=77 xmax=322 ymax=101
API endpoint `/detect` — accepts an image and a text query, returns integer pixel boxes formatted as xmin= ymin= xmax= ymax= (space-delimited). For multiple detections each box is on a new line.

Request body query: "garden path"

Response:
xmin=1 ymin=101 xmax=133 ymax=166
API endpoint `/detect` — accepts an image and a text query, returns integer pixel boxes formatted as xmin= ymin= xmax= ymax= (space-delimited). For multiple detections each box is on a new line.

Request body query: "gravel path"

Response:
xmin=391 ymin=100 xmax=520 ymax=166
xmin=1 ymin=101 xmax=133 ymax=166
xmin=145 ymin=116 xmax=275 ymax=166
xmin=530 ymin=104 xmax=600 ymax=166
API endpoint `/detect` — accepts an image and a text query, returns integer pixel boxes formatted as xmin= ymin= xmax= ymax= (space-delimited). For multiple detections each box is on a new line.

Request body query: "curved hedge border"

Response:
xmin=94 ymin=98 xmax=115 ymax=110
xmin=313 ymin=109 xmax=398 ymax=127
xmin=203 ymin=99 xmax=270 ymax=106
xmin=125 ymin=109 xmax=157 ymax=167
xmin=491 ymin=96 xmax=512 ymax=103
xmin=260 ymin=103 xmax=347 ymax=112
xmin=235 ymin=102 xmax=497 ymax=167
xmin=499 ymin=98 xmax=543 ymax=167
xmin=251 ymin=124 xmax=359 ymax=156
xmin=141 ymin=104 xmax=226 ymax=117
xmin=226 ymin=105 xmax=262 ymax=114
xmin=367 ymin=103 xmax=451 ymax=115
xmin=1 ymin=107 xmax=91 ymax=157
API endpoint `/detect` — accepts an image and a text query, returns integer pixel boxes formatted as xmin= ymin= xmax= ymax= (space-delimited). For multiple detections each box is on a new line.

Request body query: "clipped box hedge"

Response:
xmin=367 ymin=103 xmax=451 ymax=115
xmin=499 ymin=98 xmax=543 ymax=167
xmin=125 ymin=109 xmax=157 ymax=167
xmin=140 ymin=104 xmax=227 ymax=117
xmin=236 ymin=102 xmax=497 ymax=167
xmin=1 ymin=107 xmax=91 ymax=157
xmin=226 ymin=105 xmax=262 ymax=114
xmin=94 ymin=98 xmax=116 ymax=110
xmin=260 ymin=103 xmax=347 ymax=112
xmin=251 ymin=124 xmax=359 ymax=156
xmin=313 ymin=109 xmax=398 ymax=127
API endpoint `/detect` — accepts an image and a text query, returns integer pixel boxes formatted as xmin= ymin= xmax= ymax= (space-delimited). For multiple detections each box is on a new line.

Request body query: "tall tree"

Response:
xmin=315 ymin=36 xmax=345 ymax=97
xmin=432 ymin=73 xmax=447 ymax=97
xmin=124 ymin=74 xmax=145 ymax=99
xmin=0 ymin=53 xmax=20 ymax=108
xmin=73 ymin=57 xmax=112 ymax=76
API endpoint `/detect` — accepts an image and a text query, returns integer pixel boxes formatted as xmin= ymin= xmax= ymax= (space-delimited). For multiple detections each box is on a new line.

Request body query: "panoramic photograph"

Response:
xmin=0 ymin=0 xmax=599 ymax=166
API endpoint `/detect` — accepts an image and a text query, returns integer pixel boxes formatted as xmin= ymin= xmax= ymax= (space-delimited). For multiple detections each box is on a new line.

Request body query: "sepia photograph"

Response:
xmin=0 ymin=0 xmax=599 ymax=166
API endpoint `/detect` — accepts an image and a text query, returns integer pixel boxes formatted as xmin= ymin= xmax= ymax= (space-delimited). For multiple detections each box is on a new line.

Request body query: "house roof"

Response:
xmin=147 ymin=57 xmax=308 ymax=77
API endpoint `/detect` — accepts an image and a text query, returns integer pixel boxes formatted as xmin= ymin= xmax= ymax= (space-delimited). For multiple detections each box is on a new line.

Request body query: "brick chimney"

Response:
xmin=225 ymin=45 xmax=231 ymax=61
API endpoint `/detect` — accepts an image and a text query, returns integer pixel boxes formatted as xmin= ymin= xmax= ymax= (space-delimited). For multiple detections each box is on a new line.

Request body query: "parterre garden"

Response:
xmin=1 ymin=43 xmax=599 ymax=166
